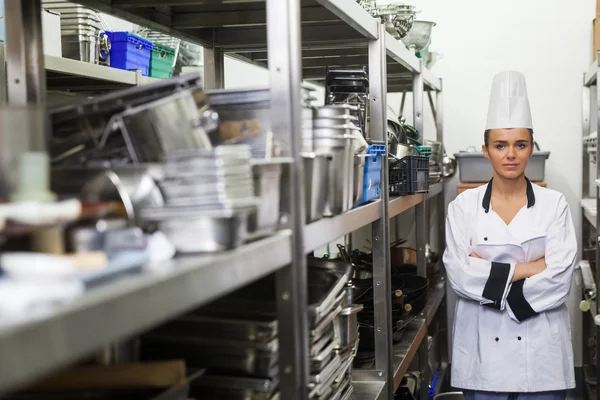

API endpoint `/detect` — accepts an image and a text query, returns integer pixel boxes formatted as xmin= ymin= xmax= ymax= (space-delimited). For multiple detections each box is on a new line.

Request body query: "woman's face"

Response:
xmin=482 ymin=128 xmax=533 ymax=180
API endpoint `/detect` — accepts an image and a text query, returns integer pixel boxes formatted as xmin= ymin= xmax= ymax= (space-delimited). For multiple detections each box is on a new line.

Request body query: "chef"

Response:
xmin=443 ymin=71 xmax=577 ymax=399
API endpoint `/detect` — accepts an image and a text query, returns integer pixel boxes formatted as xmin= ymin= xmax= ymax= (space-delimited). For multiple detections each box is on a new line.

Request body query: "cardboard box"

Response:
xmin=594 ymin=19 xmax=600 ymax=61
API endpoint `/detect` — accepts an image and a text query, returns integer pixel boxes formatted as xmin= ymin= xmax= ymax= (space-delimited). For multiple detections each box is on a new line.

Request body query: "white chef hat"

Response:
xmin=485 ymin=71 xmax=533 ymax=130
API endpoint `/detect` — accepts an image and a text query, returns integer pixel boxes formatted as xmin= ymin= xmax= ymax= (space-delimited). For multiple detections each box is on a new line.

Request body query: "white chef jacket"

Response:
xmin=443 ymin=179 xmax=577 ymax=392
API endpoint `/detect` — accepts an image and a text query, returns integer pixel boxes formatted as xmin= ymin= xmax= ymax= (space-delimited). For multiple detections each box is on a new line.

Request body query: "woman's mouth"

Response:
xmin=503 ymin=163 xmax=519 ymax=169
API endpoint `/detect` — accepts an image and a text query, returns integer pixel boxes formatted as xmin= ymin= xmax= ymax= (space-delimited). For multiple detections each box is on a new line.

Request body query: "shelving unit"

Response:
xmin=0 ymin=1 xmax=446 ymax=399
xmin=582 ymin=57 xmax=599 ymax=400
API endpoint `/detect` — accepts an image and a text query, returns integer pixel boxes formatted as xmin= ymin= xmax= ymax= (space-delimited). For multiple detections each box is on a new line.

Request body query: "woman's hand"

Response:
xmin=469 ymin=252 xmax=482 ymax=259
xmin=513 ymin=257 xmax=546 ymax=282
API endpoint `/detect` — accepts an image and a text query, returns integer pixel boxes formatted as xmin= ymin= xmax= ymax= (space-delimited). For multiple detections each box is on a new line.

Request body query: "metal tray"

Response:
xmin=149 ymin=314 xmax=278 ymax=345
xmin=191 ymin=375 xmax=278 ymax=400
xmin=310 ymin=337 xmax=336 ymax=373
xmin=49 ymin=75 xmax=202 ymax=166
xmin=141 ymin=335 xmax=278 ymax=377
xmin=310 ymin=353 xmax=342 ymax=385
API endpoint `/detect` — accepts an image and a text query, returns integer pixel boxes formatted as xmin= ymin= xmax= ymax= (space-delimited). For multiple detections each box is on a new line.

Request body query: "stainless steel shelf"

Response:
xmin=425 ymin=280 xmax=446 ymax=327
xmin=0 ymin=231 xmax=292 ymax=394
xmin=350 ymin=380 xmax=386 ymax=400
xmin=73 ymin=0 xmax=441 ymax=92
xmin=393 ymin=317 xmax=427 ymax=390
xmin=582 ymin=198 xmax=597 ymax=229
xmin=427 ymin=182 xmax=443 ymax=199
xmin=304 ymin=200 xmax=381 ymax=252
xmin=45 ymin=55 xmax=159 ymax=93
xmin=389 ymin=194 xmax=424 ymax=218
xmin=586 ymin=59 xmax=598 ymax=87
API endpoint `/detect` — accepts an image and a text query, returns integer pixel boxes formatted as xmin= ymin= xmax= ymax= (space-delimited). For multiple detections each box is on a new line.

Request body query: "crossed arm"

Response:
xmin=469 ymin=252 xmax=547 ymax=282
xmin=443 ymin=198 xmax=577 ymax=322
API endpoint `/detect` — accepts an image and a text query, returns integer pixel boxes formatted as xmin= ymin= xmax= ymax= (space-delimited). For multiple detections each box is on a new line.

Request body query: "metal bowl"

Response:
xmin=401 ymin=20 xmax=436 ymax=52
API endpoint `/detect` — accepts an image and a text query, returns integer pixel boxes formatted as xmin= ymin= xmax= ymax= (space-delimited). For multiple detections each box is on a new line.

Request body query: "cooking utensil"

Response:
xmin=335 ymin=304 xmax=363 ymax=348
xmin=142 ymin=335 xmax=279 ymax=378
xmin=156 ymin=213 xmax=249 ymax=253
xmin=390 ymin=245 xmax=417 ymax=266
xmin=149 ymin=313 xmax=278 ymax=345
xmin=248 ymin=159 xmax=284 ymax=238
xmin=302 ymin=152 xmax=330 ymax=223
xmin=308 ymin=256 xmax=353 ymax=280
xmin=401 ymin=20 xmax=436 ymax=52
xmin=353 ymin=153 xmax=368 ymax=206
xmin=80 ymin=167 xmax=165 ymax=228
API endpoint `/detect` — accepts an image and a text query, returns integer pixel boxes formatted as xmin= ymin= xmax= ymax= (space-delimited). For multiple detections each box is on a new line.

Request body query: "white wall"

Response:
xmin=384 ymin=0 xmax=594 ymax=366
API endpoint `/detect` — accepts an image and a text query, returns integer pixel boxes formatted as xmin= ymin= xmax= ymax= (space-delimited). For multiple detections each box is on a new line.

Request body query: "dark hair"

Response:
xmin=484 ymin=128 xmax=534 ymax=147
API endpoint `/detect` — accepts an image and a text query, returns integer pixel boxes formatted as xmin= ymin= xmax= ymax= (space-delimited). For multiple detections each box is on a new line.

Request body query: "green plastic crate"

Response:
xmin=416 ymin=145 xmax=432 ymax=157
xmin=149 ymin=43 xmax=176 ymax=79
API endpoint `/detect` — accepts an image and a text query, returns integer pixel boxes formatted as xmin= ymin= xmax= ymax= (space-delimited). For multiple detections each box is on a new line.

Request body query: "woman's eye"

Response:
xmin=517 ymin=143 xmax=527 ymax=149
xmin=495 ymin=144 xmax=505 ymax=150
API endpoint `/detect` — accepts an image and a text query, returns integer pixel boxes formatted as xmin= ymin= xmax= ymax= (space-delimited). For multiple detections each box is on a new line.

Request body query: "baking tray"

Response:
xmin=190 ymin=374 xmax=278 ymax=400
xmin=149 ymin=314 xmax=278 ymax=345
xmin=141 ymin=335 xmax=278 ymax=378
xmin=4 ymin=369 xmax=206 ymax=400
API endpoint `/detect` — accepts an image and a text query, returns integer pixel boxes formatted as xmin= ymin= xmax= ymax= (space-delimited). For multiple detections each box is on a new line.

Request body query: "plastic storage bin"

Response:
xmin=150 ymin=43 xmax=176 ymax=79
xmin=454 ymin=151 xmax=550 ymax=182
xmin=389 ymin=155 xmax=430 ymax=196
xmin=106 ymin=31 xmax=153 ymax=76
xmin=356 ymin=142 xmax=386 ymax=206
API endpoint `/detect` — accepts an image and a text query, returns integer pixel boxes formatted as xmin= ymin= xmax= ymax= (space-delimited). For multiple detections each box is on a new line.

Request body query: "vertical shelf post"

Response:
xmin=435 ymin=83 xmax=449 ymax=380
xmin=413 ymin=61 xmax=430 ymax=400
xmin=203 ymin=47 xmax=225 ymax=89
xmin=368 ymin=21 xmax=393 ymax=399
xmin=582 ymin=75 xmax=591 ymax=374
xmin=266 ymin=0 xmax=308 ymax=399
xmin=595 ymin=55 xmax=600 ymax=400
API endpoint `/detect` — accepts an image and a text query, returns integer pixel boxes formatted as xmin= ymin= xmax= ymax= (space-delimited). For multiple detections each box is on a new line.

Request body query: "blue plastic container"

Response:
xmin=105 ymin=31 xmax=153 ymax=76
xmin=356 ymin=142 xmax=386 ymax=206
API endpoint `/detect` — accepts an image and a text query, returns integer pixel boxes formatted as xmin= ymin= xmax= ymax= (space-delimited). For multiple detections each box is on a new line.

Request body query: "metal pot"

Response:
xmin=303 ymin=153 xmax=330 ymax=223
xmin=390 ymin=245 xmax=417 ymax=266
xmin=313 ymin=115 xmax=358 ymax=128
xmin=80 ymin=166 xmax=165 ymax=227
xmin=314 ymin=104 xmax=358 ymax=119
xmin=353 ymin=153 xmax=368 ymax=207
xmin=248 ymin=159 xmax=284 ymax=238
xmin=335 ymin=304 xmax=363 ymax=348
xmin=442 ymin=154 xmax=457 ymax=178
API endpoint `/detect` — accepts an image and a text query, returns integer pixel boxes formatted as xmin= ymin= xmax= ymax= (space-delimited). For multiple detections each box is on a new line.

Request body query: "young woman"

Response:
xmin=443 ymin=71 xmax=577 ymax=400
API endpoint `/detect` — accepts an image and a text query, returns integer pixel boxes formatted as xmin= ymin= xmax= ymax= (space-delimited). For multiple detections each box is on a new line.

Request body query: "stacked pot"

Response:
xmin=42 ymin=1 xmax=104 ymax=64
xmin=139 ymin=145 xmax=258 ymax=253
xmin=303 ymin=105 xmax=368 ymax=217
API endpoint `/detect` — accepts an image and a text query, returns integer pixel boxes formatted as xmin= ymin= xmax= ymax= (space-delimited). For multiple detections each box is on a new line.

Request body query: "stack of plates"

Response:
xmin=139 ymin=145 xmax=258 ymax=253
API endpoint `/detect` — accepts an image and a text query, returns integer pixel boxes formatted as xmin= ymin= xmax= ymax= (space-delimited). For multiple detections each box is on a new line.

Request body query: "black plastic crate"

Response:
xmin=389 ymin=155 xmax=430 ymax=196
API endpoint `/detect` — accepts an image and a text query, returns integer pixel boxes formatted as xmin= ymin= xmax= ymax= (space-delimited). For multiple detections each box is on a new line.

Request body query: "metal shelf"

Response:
xmin=73 ymin=0 xmax=440 ymax=92
xmin=393 ymin=317 xmax=427 ymax=390
xmin=425 ymin=280 xmax=446 ymax=327
xmin=350 ymin=381 xmax=386 ymax=400
xmin=45 ymin=55 xmax=160 ymax=93
xmin=427 ymin=182 xmax=443 ymax=199
xmin=389 ymin=194 xmax=425 ymax=218
xmin=582 ymin=198 xmax=597 ymax=229
xmin=0 ymin=231 xmax=291 ymax=394
xmin=304 ymin=200 xmax=381 ymax=252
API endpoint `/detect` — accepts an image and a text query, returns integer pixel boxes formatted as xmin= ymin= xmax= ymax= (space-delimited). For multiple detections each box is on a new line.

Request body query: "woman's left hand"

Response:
xmin=469 ymin=252 xmax=482 ymax=259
